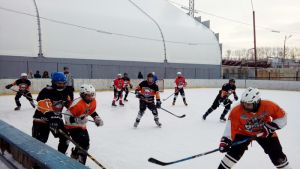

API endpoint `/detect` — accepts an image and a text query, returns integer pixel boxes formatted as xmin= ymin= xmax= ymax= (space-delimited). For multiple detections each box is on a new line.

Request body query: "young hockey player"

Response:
xmin=32 ymin=72 xmax=71 ymax=154
xmin=122 ymin=73 xmax=133 ymax=101
xmin=218 ymin=87 xmax=291 ymax=169
xmin=134 ymin=73 xmax=162 ymax=128
xmin=5 ymin=73 xmax=35 ymax=110
xmin=112 ymin=74 xmax=125 ymax=106
xmin=172 ymin=72 xmax=188 ymax=106
xmin=202 ymin=79 xmax=238 ymax=122
xmin=64 ymin=84 xmax=103 ymax=165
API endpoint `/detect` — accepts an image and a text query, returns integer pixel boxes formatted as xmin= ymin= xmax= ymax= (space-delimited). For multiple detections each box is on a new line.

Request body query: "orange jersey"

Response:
xmin=64 ymin=98 xmax=97 ymax=129
xmin=225 ymin=100 xmax=286 ymax=141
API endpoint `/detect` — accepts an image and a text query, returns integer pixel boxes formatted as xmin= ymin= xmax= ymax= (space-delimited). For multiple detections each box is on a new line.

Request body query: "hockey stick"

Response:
xmin=131 ymin=92 xmax=186 ymax=118
xmin=57 ymin=129 xmax=106 ymax=169
xmin=9 ymin=88 xmax=37 ymax=101
xmin=60 ymin=112 xmax=95 ymax=123
xmin=148 ymin=137 xmax=253 ymax=166
xmin=160 ymin=107 xmax=186 ymax=118
xmin=162 ymin=87 xmax=182 ymax=101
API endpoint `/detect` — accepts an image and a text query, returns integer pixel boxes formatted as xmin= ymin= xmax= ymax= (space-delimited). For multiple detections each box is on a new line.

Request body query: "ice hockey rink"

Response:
xmin=0 ymin=88 xmax=299 ymax=169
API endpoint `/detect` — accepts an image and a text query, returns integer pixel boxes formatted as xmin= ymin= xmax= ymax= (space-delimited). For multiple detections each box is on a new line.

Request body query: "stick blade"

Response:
xmin=179 ymin=114 xmax=186 ymax=118
xmin=148 ymin=158 xmax=169 ymax=166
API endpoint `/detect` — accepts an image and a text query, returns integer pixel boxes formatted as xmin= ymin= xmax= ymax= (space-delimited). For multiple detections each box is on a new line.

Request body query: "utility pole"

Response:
xmin=251 ymin=0 xmax=257 ymax=78
xmin=33 ymin=0 xmax=44 ymax=57
xmin=283 ymin=35 xmax=292 ymax=67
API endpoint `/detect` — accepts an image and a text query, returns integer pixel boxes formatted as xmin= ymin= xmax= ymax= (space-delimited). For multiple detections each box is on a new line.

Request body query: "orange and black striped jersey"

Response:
xmin=64 ymin=97 xmax=97 ymax=129
xmin=33 ymin=86 xmax=71 ymax=122
xmin=223 ymin=100 xmax=287 ymax=141
xmin=136 ymin=80 xmax=160 ymax=101
xmin=12 ymin=79 xmax=31 ymax=91
xmin=219 ymin=83 xmax=236 ymax=98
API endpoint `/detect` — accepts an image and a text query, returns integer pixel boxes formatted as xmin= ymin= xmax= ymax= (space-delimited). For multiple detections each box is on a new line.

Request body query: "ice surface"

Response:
xmin=0 ymin=88 xmax=299 ymax=169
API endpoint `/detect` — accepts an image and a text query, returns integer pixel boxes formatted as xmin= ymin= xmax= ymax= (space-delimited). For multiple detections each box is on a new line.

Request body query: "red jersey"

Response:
xmin=223 ymin=100 xmax=287 ymax=141
xmin=113 ymin=78 xmax=125 ymax=91
xmin=64 ymin=98 xmax=97 ymax=130
xmin=175 ymin=76 xmax=187 ymax=88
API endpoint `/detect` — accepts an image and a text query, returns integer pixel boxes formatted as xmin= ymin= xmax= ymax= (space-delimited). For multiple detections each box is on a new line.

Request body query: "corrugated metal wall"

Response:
xmin=0 ymin=55 xmax=221 ymax=79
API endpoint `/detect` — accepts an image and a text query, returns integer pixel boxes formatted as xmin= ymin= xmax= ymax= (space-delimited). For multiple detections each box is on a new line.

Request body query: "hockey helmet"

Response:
xmin=80 ymin=84 xmax=96 ymax=103
xmin=240 ymin=87 xmax=261 ymax=112
xmin=51 ymin=72 xmax=66 ymax=91
xmin=177 ymin=72 xmax=182 ymax=76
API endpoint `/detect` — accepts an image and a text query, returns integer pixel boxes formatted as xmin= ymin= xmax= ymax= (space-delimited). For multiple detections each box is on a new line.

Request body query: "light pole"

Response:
xmin=33 ymin=0 xmax=44 ymax=57
xmin=283 ymin=35 xmax=292 ymax=66
xmin=251 ymin=0 xmax=257 ymax=78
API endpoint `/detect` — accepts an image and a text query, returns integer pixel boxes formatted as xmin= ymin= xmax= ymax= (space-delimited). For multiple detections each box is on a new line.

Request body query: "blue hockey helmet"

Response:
xmin=51 ymin=72 xmax=66 ymax=91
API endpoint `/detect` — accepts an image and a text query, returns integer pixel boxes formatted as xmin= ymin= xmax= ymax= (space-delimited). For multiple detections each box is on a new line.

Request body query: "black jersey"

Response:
xmin=33 ymin=86 xmax=70 ymax=121
xmin=219 ymin=83 xmax=236 ymax=98
xmin=122 ymin=77 xmax=131 ymax=86
xmin=137 ymin=80 xmax=160 ymax=101
xmin=14 ymin=79 xmax=31 ymax=91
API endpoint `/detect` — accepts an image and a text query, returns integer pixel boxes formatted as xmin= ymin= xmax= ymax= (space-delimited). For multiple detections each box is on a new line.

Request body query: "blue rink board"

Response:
xmin=0 ymin=120 xmax=89 ymax=169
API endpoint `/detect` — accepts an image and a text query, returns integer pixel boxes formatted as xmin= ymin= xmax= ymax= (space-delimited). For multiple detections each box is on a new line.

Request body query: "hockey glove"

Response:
xmin=5 ymin=84 xmax=13 ymax=89
xmin=48 ymin=113 xmax=64 ymax=131
xmin=94 ymin=116 xmax=103 ymax=127
xmin=219 ymin=137 xmax=232 ymax=153
xmin=223 ymin=99 xmax=232 ymax=106
xmin=234 ymin=95 xmax=238 ymax=101
xmin=129 ymin=84 xmax=133 ymax=89
xmin=260 ymin=122 xmax=279 ymax=138
xmin=156 ymin=100 xmax=161 ymax=108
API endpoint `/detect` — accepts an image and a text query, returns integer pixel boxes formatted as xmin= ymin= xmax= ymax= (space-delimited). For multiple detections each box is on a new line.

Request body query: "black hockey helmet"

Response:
xmin=229 ymin=79 xmax=235 ymax=83
xmin=147 ymin=73 xmax=154 ymax=84
xmin=147 ymin=73 xmax=154 ymax=78
xmin=124 ymin=73 xmax=128 ymax=77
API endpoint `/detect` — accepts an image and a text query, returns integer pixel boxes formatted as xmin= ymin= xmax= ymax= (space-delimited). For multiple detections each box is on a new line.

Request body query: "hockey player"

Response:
xmin=172 ymin=72 xmax=188 ymax=106
xmin=122 ymin=73 xmax=133 ymax=101
xmin=32 ymin=72 xmax=71 ymax=154
xmin=112 ymin=74 xmax=125 ymax=106
xmin=64 ymin=84 xmax=103 ymax=165
xmin=134 ymin=73 xmax=162 ymax=128
xmin=218 ymin=87 xmax=291 ymax=169
xmin=5 ymin=73 xmax=35 ymax=110
xmin=202 ymin=79 xmax=238 ymax=122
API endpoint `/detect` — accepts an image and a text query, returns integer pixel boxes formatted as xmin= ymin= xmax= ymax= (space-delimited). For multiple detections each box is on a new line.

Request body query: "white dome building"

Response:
xmin=0 ymin=0 xmax=221 ymax=79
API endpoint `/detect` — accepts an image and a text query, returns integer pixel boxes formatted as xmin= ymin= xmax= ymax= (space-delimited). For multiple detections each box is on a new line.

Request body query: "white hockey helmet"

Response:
xmin=152 ymin=72 xmax=155 ymax=75
xmin=117 ymin=73 xmax=122 ymax=78
xmin=21 ymin=73 xmax=28 ymax=77
xmin=177 ymin=72 xmax=182 ymax=75
xmin=240 ymin=87 xmax=261 ymax=112
xmin=80 ymin=84 xmax=96 ymax=102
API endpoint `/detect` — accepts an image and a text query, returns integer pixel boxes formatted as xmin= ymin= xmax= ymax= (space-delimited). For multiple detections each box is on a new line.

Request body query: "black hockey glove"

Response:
xmin=129 ymin=84 xmax=133 ymax=89
xmin=156 ymin=100 xmax=161 ymax=108
xmin=260 ymin=122 xmax=279 ymax=138
xmin=223 ymin=99 xmax=232 ymax=106
xmin=219 ymin=137 xmax=232 ymax=153
xmin=5 ymin=84 xmax=13 ymax=89
xmin=48 ymin=113 xmax=64 ymax=131
xmin=234 ymin=95 xmax=238 ymax=101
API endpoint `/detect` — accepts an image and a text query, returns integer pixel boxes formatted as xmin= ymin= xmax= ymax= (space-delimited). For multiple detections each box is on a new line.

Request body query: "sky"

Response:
xmin=170 ymin=0 xmax=300 ymax=51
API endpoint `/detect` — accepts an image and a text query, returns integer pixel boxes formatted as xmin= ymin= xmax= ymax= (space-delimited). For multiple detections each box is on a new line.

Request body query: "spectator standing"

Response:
xmin=64 ymin=66 xmax=75 ymax=100
xmin=138 ymin=72 xmax=144 ymax=79
xmin=42 ymin=71 xmax=49 ymax=78
xmin=34 ymin=70 xmax=41 ymax=78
